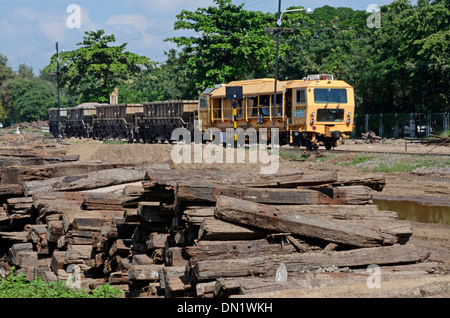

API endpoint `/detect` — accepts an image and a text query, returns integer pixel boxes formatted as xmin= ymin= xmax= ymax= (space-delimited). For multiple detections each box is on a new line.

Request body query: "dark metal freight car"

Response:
xmin=92 ymin=104 xmax=144 ymax=142
xmin=65 ymin=103 xmax=99 ymax=138
xmin=139 ymin=100 xmax=198 ymax=143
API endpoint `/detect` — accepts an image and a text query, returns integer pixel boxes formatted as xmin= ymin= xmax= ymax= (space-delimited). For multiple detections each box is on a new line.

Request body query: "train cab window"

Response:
xmin=212 ymin=99 xmax=222 ymax=120
xmin=274 ymin=94 xmax=282 ymax=117
xmin=248 ymin=98 xmax=258 ymax=117
xmin=200 ymin=97 xmax=208 ymax=109
xmin=314 ymin=89 xmax=347 ymax=104
xmin=296 ymin=90 xmax=306 ymax=103
xmin=316 ymin=109 xmax=345 ymax=122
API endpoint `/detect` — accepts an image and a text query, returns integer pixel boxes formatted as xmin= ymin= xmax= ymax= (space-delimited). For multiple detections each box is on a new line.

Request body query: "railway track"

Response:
xmin=280 ymin=145 xmax=450 ymax=157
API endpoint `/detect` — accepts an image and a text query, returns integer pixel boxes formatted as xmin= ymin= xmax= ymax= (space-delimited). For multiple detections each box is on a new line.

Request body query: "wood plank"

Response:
xmin=128 ymin=264 xmax=164 ymax=282
xmin=186 ymin=238 xmax=300 ymax=263
xmin=0 ymin=231 xmax=29 ymax=243
xmin=0 ymin=162 xmax=127 ymax=184
xmin=215 ymin=262 xmax=442 ymax=298
xmin=146 ymin=232 xmax=169 ymax=249
xmin=334 ymin=174 xmax=386 ymax=192
xmin=50 ymin=251 xmax=67 ymax=274
xmin=231 ymin=275 xmax=450 ymax=298
xmin=214 ymin=196 xmax=397 ymax=247
xmin=137 ymin=201 xmax=173 ymax=223
xmin=70 ymin=213 xmax=124 ymax=232
xmin=26 ymin=224 xmax=47 ymax=243
xmin=145 ymin=169 xmax=337 ymax=188
xmin=177 ymin=183 xmax=373 ymax=205
xmin=164 ymin=247 xmax=189 ymax=266
xmin=159 ymin=266 xmax=193 ymax=298
xmin=182 ymin=207 xmax=215 ymax=227
xmin=4 ymin=197 xmax=34 ymax=211
xmin=23 ymin=164 xmax=172 ymax=196
xmin=274 ymin=204 xmax=398 ymax=220
xmin=198 ymin=218 xmax=270 ymax=241
xmin=32 ymin=192 xmax=87 ymax=220
xmin=46 ymin=220 xmax=64 ymax=242
xmin=65 ymin=245 xmax=95 ymax=267
xmin=240 ymin=171 xmax=336 ymax=188
xmin=191 ymin=244 xmax=422 ymax=281
xmin=0 ymin=184 xmax=23 ymax=200
xmin=62 ymin=210 xmax=124 ymax=232
xmin=61 ymin=230 xmax=100 ymax=246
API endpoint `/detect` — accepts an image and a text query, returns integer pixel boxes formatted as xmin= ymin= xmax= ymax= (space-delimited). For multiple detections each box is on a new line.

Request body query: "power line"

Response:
xmin=9 ymin=45 xmax=55 ymax=68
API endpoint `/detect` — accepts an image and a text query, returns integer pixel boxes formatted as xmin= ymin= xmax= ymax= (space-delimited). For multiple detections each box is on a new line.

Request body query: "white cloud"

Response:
xmin=119 ymin=0 xmax=214 ymax=14
xmin=106 ymin=14 xmax=151 ymax=32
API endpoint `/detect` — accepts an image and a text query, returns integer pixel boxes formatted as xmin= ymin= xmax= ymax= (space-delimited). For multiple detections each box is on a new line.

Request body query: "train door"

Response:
xmin=292 ymin=88 xmax=307 ymax=126
xmin=288 ymin=88 xmax=308 ymax=146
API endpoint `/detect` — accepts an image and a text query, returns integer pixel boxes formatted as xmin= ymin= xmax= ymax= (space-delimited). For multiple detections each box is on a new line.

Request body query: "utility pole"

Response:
xmin=272 ymin=2 xmax=313 ymax=131
xmin=273 ymin=0 xmax=282 ymax=130
xmin=56 ymin=42 xmax=62 ymax=139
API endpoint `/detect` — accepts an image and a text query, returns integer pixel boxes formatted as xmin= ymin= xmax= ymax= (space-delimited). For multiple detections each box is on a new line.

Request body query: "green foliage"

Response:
xmin=0 ymin=268 xmax=123 ymax=298
xmin=16 ymin=64 xmax=34 ymax=79
xmin=167 ymin=0 xmax=281 ymax=95
xmin=0 ymin=54 xmax=16 ymax=86
xmin=360 ymin=0 xmax=449 ymax=113
xmin=277 ymin=0 xmax=449 ymax=114
xmin=44 ymin=30 xmax=153 ymax=104
xmin=0 ymin=77 xmax=58 ymax=123
xmin=4 ymin=0 xmax=449 ymax=116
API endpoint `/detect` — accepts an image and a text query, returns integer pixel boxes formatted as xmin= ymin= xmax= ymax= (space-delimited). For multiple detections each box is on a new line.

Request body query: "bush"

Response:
xmin=0 ymin=268 xmax=123 ymax=298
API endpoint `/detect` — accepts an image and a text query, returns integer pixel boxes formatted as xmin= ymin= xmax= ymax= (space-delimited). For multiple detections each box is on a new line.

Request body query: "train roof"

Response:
xmin=75 ymin=102 xmax=102 ymax=109
xmin=287 ymin=79 xmax=352 ymax=89
xmin=210 ymin=78 xmax=290 ymax=98
xmin=205 ymin=76 xmax=352 ymax=98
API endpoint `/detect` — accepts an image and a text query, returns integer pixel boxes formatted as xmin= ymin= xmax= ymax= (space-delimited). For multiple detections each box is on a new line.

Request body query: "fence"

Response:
xmin=352 ymin=113 xmax=450 ymax=139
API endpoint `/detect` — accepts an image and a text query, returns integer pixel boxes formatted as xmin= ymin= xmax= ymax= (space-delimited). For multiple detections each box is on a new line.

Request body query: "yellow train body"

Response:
xmin=198 ymin=74 xmax=355 ymax=149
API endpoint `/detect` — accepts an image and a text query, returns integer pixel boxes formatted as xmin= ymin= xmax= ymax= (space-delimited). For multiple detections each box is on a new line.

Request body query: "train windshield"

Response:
xmin=314 ymin=89 xmax=347 ymax=103
xmin=316 ymin=109 xmax=345 ymax=122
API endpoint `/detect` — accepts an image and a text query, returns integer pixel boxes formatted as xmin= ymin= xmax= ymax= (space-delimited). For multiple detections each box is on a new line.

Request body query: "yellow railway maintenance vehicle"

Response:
xmin=198 ymin=74 xmax=355 ymax=150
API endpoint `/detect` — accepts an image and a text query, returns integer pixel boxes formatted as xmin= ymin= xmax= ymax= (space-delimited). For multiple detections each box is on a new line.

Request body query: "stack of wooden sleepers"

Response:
xmin=0 ymin=143 xmax=448 ymax=298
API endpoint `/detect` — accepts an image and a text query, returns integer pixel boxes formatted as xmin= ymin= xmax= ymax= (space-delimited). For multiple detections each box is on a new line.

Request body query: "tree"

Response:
xmin=16 ymin=64 xmax=34 ymax=79
xmin=0 ymin=100 xmax=10 ymax=123
xmin=0 ymin=54 xmax=15 ymax=86
xmin=44 ymin=30 xmax=152 ymax=103
xmin=0 ymin=78 xmax=58 ymax=123
xmin=118 ymin=49 xmax=194 ymax=103
xmin=368 ymin=0 xmax=449 ymax=113
xmin=167 ymin=0 xmax=281 ymax=94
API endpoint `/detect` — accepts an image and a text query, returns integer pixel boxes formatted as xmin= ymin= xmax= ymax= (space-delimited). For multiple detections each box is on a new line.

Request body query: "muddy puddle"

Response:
xmin=373 ymin=199 xmax=450 ymax=225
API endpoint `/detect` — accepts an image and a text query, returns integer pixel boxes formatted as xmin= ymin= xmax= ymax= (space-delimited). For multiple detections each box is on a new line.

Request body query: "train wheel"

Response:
xmin=306 ymin=140 xmax=319 ymax=151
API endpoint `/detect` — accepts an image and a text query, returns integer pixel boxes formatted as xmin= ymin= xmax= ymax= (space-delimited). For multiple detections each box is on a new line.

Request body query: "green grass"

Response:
xmin=325 ymin=152 xmax=448 ymax=173
xmin=437 ymin=130 xmax=450 ymax=138
xmin=363 ymin=162 xmax=417 ymax=173
xmin=102 ymin=139 xmax=127 ymax=144
xmin=339 ymin=155 xmax=375 ymax=166
xmin=0 ymin=268 xmax=124 ymax=298
xmin=279 ymin=150 xmax=309 ymax=161
xmin=360 ymin=157 xmax=441 ymax=173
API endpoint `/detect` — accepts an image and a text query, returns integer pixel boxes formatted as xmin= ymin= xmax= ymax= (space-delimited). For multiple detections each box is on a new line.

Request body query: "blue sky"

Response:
xmin=0 ymin=0 xmax=399 ymax=74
